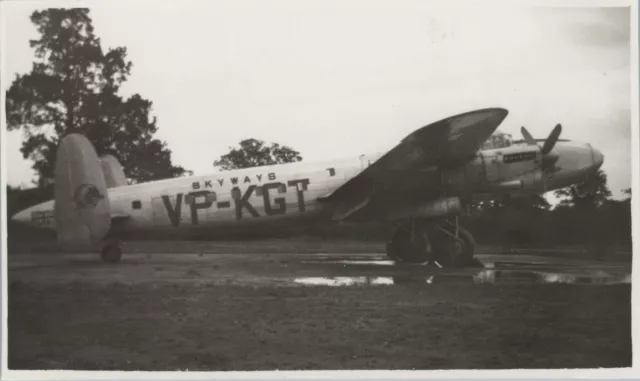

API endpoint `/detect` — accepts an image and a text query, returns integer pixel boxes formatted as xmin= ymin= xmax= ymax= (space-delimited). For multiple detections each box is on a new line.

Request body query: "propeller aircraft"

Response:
xmin=11 ymin=108 xmax=604 ymax=267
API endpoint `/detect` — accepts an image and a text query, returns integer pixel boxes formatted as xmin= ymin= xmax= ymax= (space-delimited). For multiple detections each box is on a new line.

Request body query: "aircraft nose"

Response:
xmin=591 ymin=146 xmax=604 ymax=170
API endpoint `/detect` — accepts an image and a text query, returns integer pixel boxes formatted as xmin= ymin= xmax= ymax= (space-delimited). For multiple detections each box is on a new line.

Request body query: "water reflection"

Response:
xmin=335 ymin=260 xmax=397 ymax=266
xmin=475 ymin=269 xmax=631 ymax=285
xmin=294 ymin=270 xmax=630 ymax=287
xmin=294 ymin=276 xmax=394 ymax=286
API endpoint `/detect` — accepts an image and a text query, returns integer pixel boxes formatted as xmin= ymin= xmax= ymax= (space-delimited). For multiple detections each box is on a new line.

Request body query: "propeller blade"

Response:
xmin=520 ymin=126 xmax=537 ymax=146
xmin=541 ymin=153 xmax=559 ymax=171
xmin=541 ymin=124 xmax=562 ymax=155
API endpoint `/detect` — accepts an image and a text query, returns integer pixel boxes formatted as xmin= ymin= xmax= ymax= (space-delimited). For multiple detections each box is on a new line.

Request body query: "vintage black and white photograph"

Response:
xmin=1 ymin=0 xmax=636 ymax=376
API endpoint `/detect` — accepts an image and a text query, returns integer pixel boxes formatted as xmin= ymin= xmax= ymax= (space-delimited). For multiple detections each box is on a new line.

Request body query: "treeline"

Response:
xmin=465 ymin=198 xmax=631 ymax=250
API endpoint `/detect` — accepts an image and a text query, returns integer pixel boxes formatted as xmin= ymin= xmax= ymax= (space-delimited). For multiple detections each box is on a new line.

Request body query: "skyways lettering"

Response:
xmin=161 ymin=179 xmax=310 ymax=227
xmin=503 ymin=151 xmax=537 ymax=164
xmin=191 ymin=172 xmax=277 ymax=190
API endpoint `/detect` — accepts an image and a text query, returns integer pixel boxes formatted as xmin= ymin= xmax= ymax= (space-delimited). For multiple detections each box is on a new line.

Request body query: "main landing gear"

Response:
xmin=100 ymin=239 xmax=123 ymax=263
xmin=386 ymin=217 xmax=478 ymax=268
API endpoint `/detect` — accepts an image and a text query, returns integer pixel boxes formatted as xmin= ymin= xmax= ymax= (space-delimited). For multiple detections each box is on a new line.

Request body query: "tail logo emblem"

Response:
xmin=74 ymin=184 xmax=104 ymax=209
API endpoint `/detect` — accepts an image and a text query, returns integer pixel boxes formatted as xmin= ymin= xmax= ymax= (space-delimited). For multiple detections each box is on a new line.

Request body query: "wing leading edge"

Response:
xmin=323 ymin=107 xmax=509 ymax=221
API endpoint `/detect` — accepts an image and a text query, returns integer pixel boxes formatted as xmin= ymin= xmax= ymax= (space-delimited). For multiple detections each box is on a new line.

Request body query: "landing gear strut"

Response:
xmin=387 ymin=220 xmax=432 ymax=263
xmin=431 ymin=218 xmax=476 ymax=267
xmin=386 ymin=217 xmax=477 ymax=268
xmin=100 ymin=239 xmax=123 ymax=263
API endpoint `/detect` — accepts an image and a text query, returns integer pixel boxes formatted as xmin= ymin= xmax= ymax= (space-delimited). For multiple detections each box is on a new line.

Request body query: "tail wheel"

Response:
xmin=101 ymin=244 xmax=122 ymax=263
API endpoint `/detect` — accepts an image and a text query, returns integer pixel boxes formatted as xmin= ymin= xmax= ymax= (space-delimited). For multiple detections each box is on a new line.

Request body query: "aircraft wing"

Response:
xmin=323 ymin=107 xmax=509 ymax=220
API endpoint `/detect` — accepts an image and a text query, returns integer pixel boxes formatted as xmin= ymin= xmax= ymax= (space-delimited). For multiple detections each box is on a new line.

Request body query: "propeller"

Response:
xmin=541 ymin=124 xmax=562 ymax=155
xmin=520 ymin=124 xmax=562 ymax=171
xmin=520 ymin=124 xmax=563 ymax=191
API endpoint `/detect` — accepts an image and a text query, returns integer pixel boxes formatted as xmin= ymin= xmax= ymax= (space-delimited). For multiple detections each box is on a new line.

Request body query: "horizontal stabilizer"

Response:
xmin=101 ymin=155 xmax=128 ymax=188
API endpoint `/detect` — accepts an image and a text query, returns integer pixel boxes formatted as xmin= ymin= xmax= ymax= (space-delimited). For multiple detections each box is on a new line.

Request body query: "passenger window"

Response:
xmin=231 ymin=188 xmax=241 ymax=199
xmin=132 ymin=200 xmax=142 ymax=210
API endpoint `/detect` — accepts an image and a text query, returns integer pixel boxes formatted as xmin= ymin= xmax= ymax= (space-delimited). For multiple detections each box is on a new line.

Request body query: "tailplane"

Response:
xmin=100 ymin=155 xmax=127 ymax=188
xmin=54 ymin=133 xmax=111 ymax=246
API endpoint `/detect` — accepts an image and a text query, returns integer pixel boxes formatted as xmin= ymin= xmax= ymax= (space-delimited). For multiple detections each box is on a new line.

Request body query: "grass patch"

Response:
xmin=8 ymin=282 xmax=631 ymax=371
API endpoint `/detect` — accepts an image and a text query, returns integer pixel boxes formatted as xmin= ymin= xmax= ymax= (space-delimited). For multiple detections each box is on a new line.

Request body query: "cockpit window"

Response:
xmin=483 ymin=132 xmax=513 ymax=150
xmin=503 ymin=134 xmax=512 ymax=147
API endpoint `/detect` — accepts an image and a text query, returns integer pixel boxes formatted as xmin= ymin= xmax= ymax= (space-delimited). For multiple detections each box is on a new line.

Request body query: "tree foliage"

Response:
xmin=6 ymin=185 xmax=52 ymax=218
xmin=5 ymin=8 xmax=187 ymax=186
xmin=471 ymin=194 xmax=550 ymax=214
xmin=505 ymin=194 xmax=551 ymax=210
xmin=622 ymin=188 xmax=631 ymax=198
xmin=213 ymin=138 xmax=302 ymax=171
xmin=554 ymin=169 xmax=612 ymax=209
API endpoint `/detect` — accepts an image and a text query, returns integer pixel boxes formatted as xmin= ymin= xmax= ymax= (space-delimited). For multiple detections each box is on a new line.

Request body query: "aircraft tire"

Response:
xmin=457 ymin=227 xmax=477 ymax=266
xmin=388 ymin=228 xmax=429 ymax=263
xmin=431 ymin=234 xmax=465 ymax=268
xmin=101 ymin=244 xmax=122 ymax=263
xmin=431 ymin=227 xmax=478 ymax=268
xmin=386 ymin=242 xmax=400 ymax=261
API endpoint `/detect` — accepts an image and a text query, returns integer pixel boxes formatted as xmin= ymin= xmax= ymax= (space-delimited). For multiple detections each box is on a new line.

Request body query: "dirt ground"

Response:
xmin=7 ymin=249 xmax=632 ymax=371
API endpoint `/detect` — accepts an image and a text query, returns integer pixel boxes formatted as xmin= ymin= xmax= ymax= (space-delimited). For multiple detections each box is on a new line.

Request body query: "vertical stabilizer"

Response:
xmin=54 ymin=134 xmax=111 ymax=245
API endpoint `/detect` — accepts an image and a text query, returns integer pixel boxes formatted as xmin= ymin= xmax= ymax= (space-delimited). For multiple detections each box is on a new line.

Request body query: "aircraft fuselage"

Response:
xmin=13 ymin=140 xmax=603 ymax=237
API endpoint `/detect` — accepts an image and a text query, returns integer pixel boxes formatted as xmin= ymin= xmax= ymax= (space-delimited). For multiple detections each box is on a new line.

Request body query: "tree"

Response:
xmin=5 ymin=8 xmax=187 ymax=186
xmin=507 ymin=194 xmax=551 ymax=211
xmin=554 ymin=169 xmax=611 ymax=209
xmin=213 ymin=138 xmax=302 ymax=171
xmin=6 ymin=185 xmax=53 ymax=218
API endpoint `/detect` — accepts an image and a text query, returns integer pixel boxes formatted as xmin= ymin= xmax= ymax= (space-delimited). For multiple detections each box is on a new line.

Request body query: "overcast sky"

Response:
xmin=2 ymin=0 xmax=633 ymax=198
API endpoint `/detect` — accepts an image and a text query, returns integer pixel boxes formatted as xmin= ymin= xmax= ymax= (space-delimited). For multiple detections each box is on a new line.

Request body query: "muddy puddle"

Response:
xmin=294 ymin=270 xmax=631 ymax=286
xmin=294 ymin=257 xmax=631 ymax=286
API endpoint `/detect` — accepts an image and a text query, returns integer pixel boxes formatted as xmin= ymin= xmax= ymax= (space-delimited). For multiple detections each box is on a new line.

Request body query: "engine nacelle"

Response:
xmin=489 ymin=180 xmax=523 ymax=191
xmin=427 ymin=154 xmax=546 ymax=195
xmin=519 ymin=169 xmax=546 ymax=192
xmin=383 ymin=196 xmax=462 ymax=221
